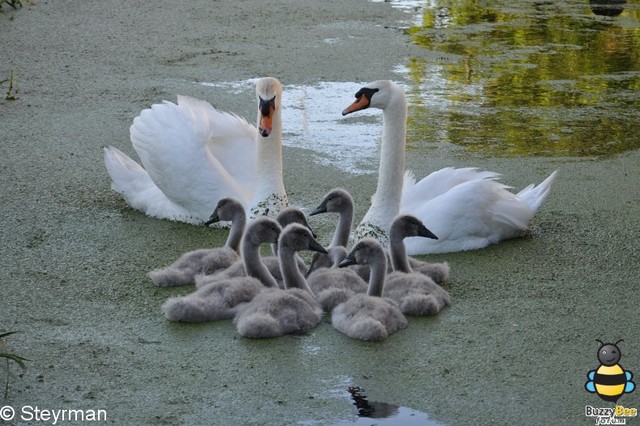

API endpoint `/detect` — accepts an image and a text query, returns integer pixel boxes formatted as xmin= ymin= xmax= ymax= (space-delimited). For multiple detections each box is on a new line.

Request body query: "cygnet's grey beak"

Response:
xmin=309 ymin=203 xmax=327 ymax=216
xmin=205 ymin=211 xmax=221 ymax=227
xmin=338 ymin=255 xmax=356 ymax=268
xmin=308 ymin=238 xmax=328 ymax=254
xmin=420 ymin=225 xmax=438 ymax=240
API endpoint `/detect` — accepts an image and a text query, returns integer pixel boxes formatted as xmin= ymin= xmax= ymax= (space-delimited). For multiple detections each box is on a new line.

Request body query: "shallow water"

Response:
xmin=402 ymin=0 xmax=640 ymax=156
xmin=332 ymin=386 xmax=442 ymax=426
xmin=232 ymin=0 xmax=640 ymax=161
xmin=201 ymin=79 xmax=382 ymax=174
xmin=201 ymin=0 xmax=640 ymax=173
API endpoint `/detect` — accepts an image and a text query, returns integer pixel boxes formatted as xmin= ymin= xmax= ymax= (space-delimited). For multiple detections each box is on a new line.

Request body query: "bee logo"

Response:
xmin=585 ymin=339 xmax=636 ymax=402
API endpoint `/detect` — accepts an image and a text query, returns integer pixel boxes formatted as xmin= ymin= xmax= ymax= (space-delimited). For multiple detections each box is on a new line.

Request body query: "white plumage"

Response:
xmin=342 ymin=80 xmax=557 ymax=254
xmin=104 ymin=77 xmax=287 ymax=224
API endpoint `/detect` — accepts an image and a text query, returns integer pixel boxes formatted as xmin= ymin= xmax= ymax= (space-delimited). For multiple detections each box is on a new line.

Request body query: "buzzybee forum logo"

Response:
xmin=584 ymin=339 xmax=637 ymax=425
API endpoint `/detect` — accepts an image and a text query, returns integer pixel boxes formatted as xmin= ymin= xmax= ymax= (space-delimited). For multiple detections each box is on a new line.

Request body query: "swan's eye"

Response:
xmin=354 ymin=87 xmax=380 ymax=101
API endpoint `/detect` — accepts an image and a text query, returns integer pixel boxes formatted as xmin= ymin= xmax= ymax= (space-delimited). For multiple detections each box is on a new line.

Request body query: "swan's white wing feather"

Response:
xmin=178 ymin=95 xmax=259 ymax=193
xmin=401 ymin=178 xmax=534 ymax=254
xmin=516 ymin=170 xmax=558 ymax=213
xmin=401 ymin=167 xmax=501 ymax=212
xmin=129 ymin=96 xmax=258 ymax=220
xmin=103 ymin=146 xmax=196 ymax=222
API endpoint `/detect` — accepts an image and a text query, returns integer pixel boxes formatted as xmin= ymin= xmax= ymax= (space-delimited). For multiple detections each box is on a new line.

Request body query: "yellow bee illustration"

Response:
xmin=585 ymin=339 xmax=635 ymax=403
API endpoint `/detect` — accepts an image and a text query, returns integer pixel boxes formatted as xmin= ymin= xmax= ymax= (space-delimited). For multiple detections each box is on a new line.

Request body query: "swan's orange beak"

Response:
xmin=259 ymin=112 xmax=273 ymax=137
xmin=342 ymin=95 xmax=369 ymax=116
xmin=259 ymin=97 xmax=276 ymax=137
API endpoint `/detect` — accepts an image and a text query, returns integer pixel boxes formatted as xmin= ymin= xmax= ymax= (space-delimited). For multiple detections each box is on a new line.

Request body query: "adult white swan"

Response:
xmin=342 ymin=80 xmax=557 ymax=254
xmin=103 ymin=77 xmax=287 ymax=224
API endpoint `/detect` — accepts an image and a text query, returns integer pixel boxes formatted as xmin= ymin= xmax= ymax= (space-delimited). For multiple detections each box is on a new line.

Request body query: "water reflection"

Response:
xmin=332 ymin=386 xmax=443 ymax=426
xmin=590 ymin=0 xmax=627 ymax=17
xmin=404 ymin=0 xmax=640 ymax=156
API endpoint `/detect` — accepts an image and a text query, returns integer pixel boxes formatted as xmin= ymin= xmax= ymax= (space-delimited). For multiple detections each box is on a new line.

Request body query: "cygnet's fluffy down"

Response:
xmin=332 ymin=238 xmax=407 ymax=341
xmin=233 ymin=287 xmax=322 ymax=338
xmin=149 ymin=198 xmax=245 ymax=287
xmin=385 ymin=215 xmax=451 ymax=316
xmin=307 ymin=246 xmax=367 ymax=312
xmin=162 ymin=277 xmax=266 ymax=322
xmin=383 ymin=273 xmax=450 ymax=316
xmin=332 ymin=293 xmax=407 ymax=342
xmin=234 ymin=224 xmax=326 ymax=338
xmin=151 ymin=249 xmax=239 ymax=287
xmin=195 ymin=207 xmax=311 ymax=288
xmin=161 ymin=217 xmax=281 ymax=322
xmin=407 ymin=257 xmax=450 ymax=284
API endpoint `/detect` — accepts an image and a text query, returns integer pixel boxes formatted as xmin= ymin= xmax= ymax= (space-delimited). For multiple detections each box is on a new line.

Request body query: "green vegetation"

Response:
xmin=0 ymin=0 xmax=34 ymax=12
xmin=0 ymin=70 xmax=18 ymax=100
xmin=404 ymin=1 xmax=640 ymax=157
xmin=0 ymin=0 xmax=24 ymax=9
xmin=1 ymin=331 xmax=28 ymax=399
xmin=0 ymin=0 xmax=31 ymax=9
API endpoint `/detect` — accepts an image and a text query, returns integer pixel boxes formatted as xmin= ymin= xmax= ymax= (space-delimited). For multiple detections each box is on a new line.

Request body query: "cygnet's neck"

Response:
xmin=225 ymin=208 xmax=246 ymax=253
xmin=332 ymin=203 xmax=353 ymax=248
xmin=367 ymin=248 xmax=388 ymax=297
xmin=328 ymin=246 xmax=348 ymax=268
xmin=388 ymin=224 xmax=412 ymax=273
xmin=242 ymin=236 xmax=278 ymax=288
xmin=278 ymin=245 xmax=313 ymax=294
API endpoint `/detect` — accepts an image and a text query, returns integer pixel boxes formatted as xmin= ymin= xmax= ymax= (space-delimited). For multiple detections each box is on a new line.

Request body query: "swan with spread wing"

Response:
xmin=104 ymin=77 xmax=287 ymax=224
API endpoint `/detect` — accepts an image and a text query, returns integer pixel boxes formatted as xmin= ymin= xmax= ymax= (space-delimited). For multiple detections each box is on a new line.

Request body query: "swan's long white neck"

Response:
xmin=360 ymin=88 xmax=407 ymax=238
xmin=250 ymin=106 xmax=287 ymax=214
